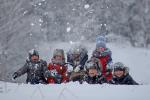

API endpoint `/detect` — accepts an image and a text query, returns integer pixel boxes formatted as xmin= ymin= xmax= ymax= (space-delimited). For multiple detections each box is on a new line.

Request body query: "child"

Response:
xmin=67 ymin=45 xmax=88 ymax=72
xmin=12 ymin=49 xmax=49 ymax=84
xmin=91 ymin=35 xmax=113 ymax=81
xmin=84 ymin=60 xmax=107 ymax=84
xmin=47 ymin=49 xmax=69 ymax=84
xmin=112 ymin=62 xmax=138 ymax=85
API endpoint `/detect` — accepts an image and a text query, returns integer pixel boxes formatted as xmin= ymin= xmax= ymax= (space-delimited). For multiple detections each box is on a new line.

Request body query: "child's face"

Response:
xmin=72 ymin=53 xmax=80 ymax=61
xmin=55 ymin=55 xmax=63 ymax=61
xmin=88 ymin=68 xmax=98 ymax=77
xmin=96 ymin=47 xmax=105 ymax=52
xmin=31 ymin=55 xmax=39 ymax=62
xmin=114 ymin=70 xmax=124 ymax=78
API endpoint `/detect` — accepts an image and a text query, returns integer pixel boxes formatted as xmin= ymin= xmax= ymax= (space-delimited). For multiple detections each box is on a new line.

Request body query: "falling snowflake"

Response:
xmin=84 ymin=4 xmax=90 ymax=9
xmin=72 ymin=8 xmax=76 ymax=11
xmin=39 ymin=23 xmax=42 ymax=26
xmin=69 ymin=41 xmax=73 ymax=44
xmin=30 ymin=23 xmax=35 ymax=26
xmin=39 ymin=18 xmax=43 ymax=23
xmin=66 ymin=27 xmax=71 ymax=32
xmin=38 ymin=3 xmax=42 ymax=6
xmin=29 ymin=33 xmax=33 ymax=36
xmin=23 ymin=10 xmax=28 ymax=15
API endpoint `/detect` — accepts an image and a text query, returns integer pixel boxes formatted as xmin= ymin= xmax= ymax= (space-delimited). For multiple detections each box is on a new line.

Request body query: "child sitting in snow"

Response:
xmin=91 ymin=35 xmax=113 ymax=81
xmin=83 ymin=60 xmax=108 ymax=84
xmin=112 ymin=62 xmax=138 ymax=85
xmin=47 ymin=49 xmax=69 ymax=84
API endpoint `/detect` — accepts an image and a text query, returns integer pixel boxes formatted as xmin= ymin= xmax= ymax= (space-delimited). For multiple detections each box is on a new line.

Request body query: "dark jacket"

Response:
xmin=84 ymin=75 xmax=110 ymax=84
xmin=14 ymin=59 xmax=49 ymax=84
xmin=112 ymin=74 xmax=138 ymax=85
xmin=67 ymin=50 xmax=88 ymax=69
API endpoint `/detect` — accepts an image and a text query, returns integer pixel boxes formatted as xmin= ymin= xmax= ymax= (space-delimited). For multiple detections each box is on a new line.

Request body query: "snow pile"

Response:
xmin=0 ymin=81 xmax=150 ymax=100
xmin=84 ymin=4 xmax=90 ymax=9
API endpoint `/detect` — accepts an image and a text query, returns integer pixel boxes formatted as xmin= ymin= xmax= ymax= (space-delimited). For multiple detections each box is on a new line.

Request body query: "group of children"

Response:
xmin=12 ymin=36 xmax=138 ymax=85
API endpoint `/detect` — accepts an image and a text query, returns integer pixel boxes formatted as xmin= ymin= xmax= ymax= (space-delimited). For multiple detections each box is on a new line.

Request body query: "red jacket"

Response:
xmin=92 ymin=48 xmax=113 ymax=81
xmin=98 ymin=55 xmax=112 ymax=81
xmin=47 ymin=63 xmax=69 ymax=84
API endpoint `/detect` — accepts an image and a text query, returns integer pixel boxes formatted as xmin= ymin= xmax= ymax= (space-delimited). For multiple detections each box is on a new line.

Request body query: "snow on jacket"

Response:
xmin=47 ymin=63 xmax=69 ymax=84
xmin=67 ymin=49 xmax=88 ymax=69
xmin=14 ymin=59 xmax=49 ymax=84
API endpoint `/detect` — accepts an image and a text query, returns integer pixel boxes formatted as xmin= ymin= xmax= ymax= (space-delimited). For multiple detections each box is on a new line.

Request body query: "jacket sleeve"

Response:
xmin=42 ymin=61 xmax=51 ymax=78
xmin=92 ymin=50 xmax=99 ymax=58
xmin=104 ymin=48 xmax=112 ymax=64
xmin=124 ymin=75 xmax=139 ymax=85
xmin=80 ymin=48 xmax=88 ymax=68
xmin=15 ymin=62 xmax=28 ymax=77
xmin=67 ymin=52 xmax=74 ymax=65
xmin=79 ymin=51 xmax=88 ymax=67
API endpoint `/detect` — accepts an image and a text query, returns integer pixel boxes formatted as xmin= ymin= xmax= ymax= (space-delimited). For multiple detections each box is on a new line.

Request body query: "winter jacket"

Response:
xmin=84 ymin=75 xmax=102 ymax=84
xmin=92 ymin=48 xmax=113 ymax=81
xmin=47 ymin=63 xmax=69 ymax=84
xmin=112 ymin=74 xmax=138 ymax=85
xmin=14 ymin=59 xmax=49 ymax=84
xmin=84 ymin=75 xmax=111 ymax=84
xmin=67 ymin=50 xmax=88 ymax=69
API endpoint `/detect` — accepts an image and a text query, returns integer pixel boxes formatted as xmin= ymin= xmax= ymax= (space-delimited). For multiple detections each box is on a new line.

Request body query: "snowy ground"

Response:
xmin=0 ymin=42 xmax=150 ymax=100
xmin=0 ymin=82 xmax=150 ymax=100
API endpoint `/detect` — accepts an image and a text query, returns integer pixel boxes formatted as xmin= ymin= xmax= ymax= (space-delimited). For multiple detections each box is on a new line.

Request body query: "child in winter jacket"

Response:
xmin=12 ymin=49 xmax=50 ymax=84
xmin=83 ymin=60 xmax=104 ymax=84
xmin=47 ymin=49 xmax=69 ymax=84
xmin=67 ymin=45 xmax=88 ymax=72
xmin=112 ymin=62 xmax=138 ymax=85
xmin=91 ymin=36 xmax=113 ymax=81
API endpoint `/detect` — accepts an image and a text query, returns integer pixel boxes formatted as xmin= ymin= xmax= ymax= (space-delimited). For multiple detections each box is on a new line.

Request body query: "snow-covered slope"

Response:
xmin=0 ymin=42 xmax=150 ymax=100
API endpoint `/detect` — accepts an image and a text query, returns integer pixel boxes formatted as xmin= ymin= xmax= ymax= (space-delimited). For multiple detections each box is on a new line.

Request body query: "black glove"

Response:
xmin=98 ymin=75 xmax=107 ymax=84
xmin=12 ymin=72 xmax=18 ymax=79
xmin=55 ymin=74 xmax=62 ymax=84
xmin=44 ymin=70 xmax=51 ymax=78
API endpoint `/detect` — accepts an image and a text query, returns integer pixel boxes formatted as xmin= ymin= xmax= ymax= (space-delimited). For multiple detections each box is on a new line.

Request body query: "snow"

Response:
xmin=84 ymin=4 xmax=90 ymax=9
xmin=39 ymin=18 xmax=43 ymax=23
xmin=30 ymin=23 xmax=35 ymax=26
xmin=66 ymin=27 xmax=71 ymax=32
xmin=29 ymin=33 xmax=33 ymax=36
xmin=0 ymin=82 xmax=150 ymax=100
xmin=1 ymin=42 xmax=149 ymax=100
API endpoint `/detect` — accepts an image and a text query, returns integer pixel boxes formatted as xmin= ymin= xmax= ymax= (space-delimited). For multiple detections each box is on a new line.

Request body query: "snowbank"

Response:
xmin=0 ymin=81 xmax=150 ymax=100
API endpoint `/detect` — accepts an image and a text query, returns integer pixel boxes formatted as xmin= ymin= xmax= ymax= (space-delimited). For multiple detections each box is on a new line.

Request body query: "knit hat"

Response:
xmin=96 ymin=36 xmax=106 ymax=48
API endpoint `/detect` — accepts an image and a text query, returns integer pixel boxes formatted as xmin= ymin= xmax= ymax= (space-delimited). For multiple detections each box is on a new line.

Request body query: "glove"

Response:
xmin=106 ymin=63 xmax=113 ymax=72
xmin=55 ymin=74 xmax=62 ymax=84
xmin=74 ymin=65 xmax=81 ymax=72
xmin=44 ymin=70 xmax=51 ymax=78
xmin=12 ymin=72 xmax=18 ymax=79
xmin=50 ymin=69 xmax=58 ymax=77
xmin=98 ymin=75 xmax=107 ymax=84
xmin=67 ymin=64 xmax=73 ymax=72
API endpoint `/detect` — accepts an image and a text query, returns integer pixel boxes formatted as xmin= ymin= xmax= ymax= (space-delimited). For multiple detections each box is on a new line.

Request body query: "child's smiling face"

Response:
xmin=114 ymin=70 xmax=124 ymax=78
xmin=88 ymin=68 xmax=98 ymax=77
